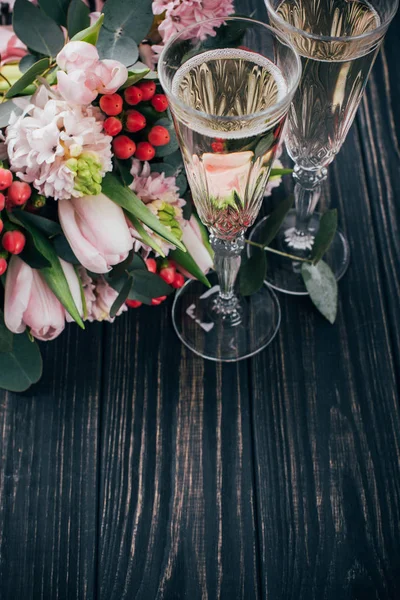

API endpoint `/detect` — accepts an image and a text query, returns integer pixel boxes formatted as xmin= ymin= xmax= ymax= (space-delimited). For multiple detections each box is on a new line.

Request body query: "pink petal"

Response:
xmin=4 ymin=256 xmax=33 ymax=334
xmin=57 ymin=70 xmax=98 ymax=105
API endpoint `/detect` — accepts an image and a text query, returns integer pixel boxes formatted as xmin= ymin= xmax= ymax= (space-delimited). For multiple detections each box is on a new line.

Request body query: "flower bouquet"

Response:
xmin=0 ymin=0 xmax=287 ymax=391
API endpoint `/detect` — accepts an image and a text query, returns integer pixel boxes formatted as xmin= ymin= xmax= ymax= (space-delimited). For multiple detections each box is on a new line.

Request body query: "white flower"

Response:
xmin=6 ymin=86 xmax=112 ymax=200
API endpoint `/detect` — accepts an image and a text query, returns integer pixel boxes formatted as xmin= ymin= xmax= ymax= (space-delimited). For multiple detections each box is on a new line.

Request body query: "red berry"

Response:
xmin=211 ymin=141 xmax=224 ymax=153
xmin=0 ymin=219 xmax=3 ymax=234
xmin=145 ymin=257 xmax=157 ymax=273
xmin=137 ymin=80 xmax=156 ymax=101
xmin=0 ymin=257 xmax=7 ymax=275
xmin=172 ymin=272 xmax=185 ymax=289
xmin=126 ymin=299 xmax=142 ymax=308
xmin=103 ymin=116 xmax=122 ymax=136
xmin=112 ymin=135 xmax=136 ymax=160
xmin=8 ymin=181 xmax=31 ymax=206
xmin=0 ymin=193 xmax=5 ymax=211
xmin=125 ymin=110 xmax=146 ymax=133
xmin=159 ymin=265 xmax=175 ymax=285
xmin=134 ymin=141 xmax=155 ymax=161
xmin=99 ymin=93 xmax=123 ymax=116
xmin=151 ymin=94 xmax=169 ymax=112
xmin=2 ymin=230 xmax=26 ymax=254
xmin=148 ymin=125 xmax=170 ymax=147
xmin=151 ymin=295 xmax=167 ymax=306
xmin=124 ymin=86 xmax=143 ymax=106
xmin=0 ymin=168 xmax=12 ymax=191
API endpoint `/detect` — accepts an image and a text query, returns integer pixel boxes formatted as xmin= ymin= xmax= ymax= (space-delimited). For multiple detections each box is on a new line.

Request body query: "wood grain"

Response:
xmin=0 ymin=325 xmax=103 ymax=600
xmin=97 ymin=304 xmax=260 ymax=599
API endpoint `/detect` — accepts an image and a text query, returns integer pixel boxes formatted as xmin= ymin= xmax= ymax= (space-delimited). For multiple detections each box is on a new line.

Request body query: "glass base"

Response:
xmin=249 ymin=209 xmax=350 ymax=296
xmin=172 ymin=271 xmax=281 ymax=362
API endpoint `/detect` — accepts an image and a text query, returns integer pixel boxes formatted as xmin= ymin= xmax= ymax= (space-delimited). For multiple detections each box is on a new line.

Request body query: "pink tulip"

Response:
xmin=4 ymin=256 xmax=83 ymax=341
xmin=180 ymin=215 xmax=213 ymax=276
xmin=56 ymin=41 xmax=128 ymax=105
xmin=58 ymin=193 xmax=134 ymax=274
xmin=0 ymin=26 xmax=28 ymax=66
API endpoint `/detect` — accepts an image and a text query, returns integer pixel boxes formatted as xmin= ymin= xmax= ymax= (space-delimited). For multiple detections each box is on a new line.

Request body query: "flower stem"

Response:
xmin=245 ymin=238 xmax=313 ymax=263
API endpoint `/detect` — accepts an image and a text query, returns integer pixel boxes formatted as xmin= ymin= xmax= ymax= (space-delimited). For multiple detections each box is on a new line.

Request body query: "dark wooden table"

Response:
xmin=1 ymin=2 xmax=400 ymax=599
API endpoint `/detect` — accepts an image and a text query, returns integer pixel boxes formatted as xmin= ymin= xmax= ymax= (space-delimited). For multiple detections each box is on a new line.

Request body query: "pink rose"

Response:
xmin=56 ymin=41 xmax=128 ymax=105
xmin=180 ymin=215 xmax=213 ymax=276
xmin=58 ymin=193 xmax=134 ymax=274
xmin=0 ymin=26 xmax=28 ymax=65
xmin=200 ymin=151 xmax=254 ymax=206
xmin=4 ymin=256 xmax=83 ymax=341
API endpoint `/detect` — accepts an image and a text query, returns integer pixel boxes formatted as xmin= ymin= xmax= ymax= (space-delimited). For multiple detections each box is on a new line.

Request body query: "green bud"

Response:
xmin=32 ymin=193 xmax=46 ymax=208
xmin=72 ymin=152 xmax=104 ymax=197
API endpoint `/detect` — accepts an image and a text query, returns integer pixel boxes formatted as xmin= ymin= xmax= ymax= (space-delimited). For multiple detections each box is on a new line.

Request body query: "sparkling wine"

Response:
xmin=275 ymin=0 xmax=381 ymax=169
xmin=172 ymin=49 xmax=287 ymax=239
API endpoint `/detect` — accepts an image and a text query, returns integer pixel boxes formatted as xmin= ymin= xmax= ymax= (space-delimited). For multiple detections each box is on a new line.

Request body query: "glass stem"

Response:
xmin=285 ymin=165 xmax=328 ymax=252
xmin=210 ymin=233 xmax=244 ymax=325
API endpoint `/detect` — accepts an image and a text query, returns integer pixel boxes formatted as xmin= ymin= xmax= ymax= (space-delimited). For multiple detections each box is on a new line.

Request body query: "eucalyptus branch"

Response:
xmin=245 ymin=238 xmax=313 ymax=263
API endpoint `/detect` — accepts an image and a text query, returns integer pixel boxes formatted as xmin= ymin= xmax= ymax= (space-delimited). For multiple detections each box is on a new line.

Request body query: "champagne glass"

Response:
xmin=158 ymin=17 xmax=301 ymax=361
xmin=251 ymin=0 xmax=398 ymax=294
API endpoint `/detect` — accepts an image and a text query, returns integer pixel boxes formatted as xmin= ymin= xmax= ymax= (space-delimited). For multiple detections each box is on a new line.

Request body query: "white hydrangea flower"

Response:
xmin=6 ymin=86 xmax=112 ymax=201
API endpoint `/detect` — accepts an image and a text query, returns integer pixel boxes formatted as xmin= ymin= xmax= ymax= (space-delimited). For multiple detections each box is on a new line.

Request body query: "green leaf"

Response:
xmin=102 ymin=173 xmax=186 ymax=252
xmin=150 ymin=163 xmax=177 ymax=177
xmin=258 ymin=195 xmax=294 ymax=247
xmin=239 ymin=246 xmax=266 ymax=296
xmin=310 ymin=209 xmax=338 ymax=264
xmin=67 ymin=0 xmax=90 ymax=38
xmin=115 ymin=158 xmax=134 ymax=186
xmin=165 ymin=149 xmax=184 ymax=168
xmin=154 ymin=118 xmax=179 ymax=158
xmin=101 ymin=0 xmax=153 ymax=45
xmin=97 ymin=28 xmax=139 ymax=66
xmin=53 ymin=234 xmax=80 ymax=264
xmin=0 ymin=310 xmax=13 ymax=354
xmin=11 ymin=217 xmax=84 ymax=327
xmin=128 ymin=252 xmax=147 ymax=271
xmin=5 ymin=58 xmax=50 ymax=98
xmin=120 ymin=66 xmax=150 ymax=89
xmin=131 ymin=270 xmax=173 ymax=298
xmin=0 ymin=100 xmax=23 ymax=128
xmin=169 ymin=247 xmax=211 ymax=288
xmin=19 ymin=233 xmax=51 ymax=269
xmin=0 ymin=332 xmax=42 ymax=392
xmin=13 ymin=0 xmax=65 ymax=57
xmin=71 ymin=13 xmax=104 ymax=44
xmin=110 ymin=275 xmax=132 ymax=318
xmin=19 ymin=54 xmax=39 ymax=73
xmin=175 ymin=173 xmax=187 ymax=196
xmin=12 ymin=210 xmax=62 ymax=237
xmin=39 ymin=0 xmax=70 ymax=27
xmin=128 ymin=213 xmax=165 ymax=257
xmin=254 ymin=132 xmax=275 ymax=160
xmin=301 ymin=261 xmax=338 ymax=324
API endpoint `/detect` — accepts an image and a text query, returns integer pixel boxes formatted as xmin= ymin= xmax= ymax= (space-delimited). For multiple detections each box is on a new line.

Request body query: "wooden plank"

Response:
xmin=97 ymin=305 xmax=260 ymax=599
xmin=250 ymin=112 xmax=400 ymax=597
xmin=0 ymin=324 xmax=102 ymax=600
xmin=356 ymin=12 xmax=400 ymax=371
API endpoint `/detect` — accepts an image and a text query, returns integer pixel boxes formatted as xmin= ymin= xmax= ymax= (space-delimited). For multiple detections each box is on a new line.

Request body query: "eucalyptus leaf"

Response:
xmin=165 ymin=149 xmax=184 ymax=168
xmin=110 ymin=275 xmax=132 ymax=318
xmin=0 ymin=100 xmax=23 ymax=128
xmin=97 ymin=28 xmax=139 ymax=67
xmin=150 ymin=163 xmax=177 ymax=177
xmin=129 ymin=253 xmax=147 ymax=271
xmin=258 ymin=195 xmax=294 ymax=247
xmin=131 ymin=270 xmax=173 ymax=298
xmin=0 ymin=310 xmax=13 ymax=354
xmin=154 ymin=118 xmax=179 ymax=157
xmin=102 ymin=173 xmax=186 ymax=252
xmin=101 ymin=0 xmax=153 ymax=45
xmin=13 ymin=0 xmax=65 ymax=57
xmin=301 ymin=261 xmax=338 ymax=324
xmin=67 ymin=0 xmax=90 ymax=38
xmin=39 ymin=0 xmax=70 ymax=27
xmin=169 ymin=248 xmax=211 ymax=288
xmin=0 ymin=332 xmax=42 ymax=392
xmin=310 ymin=209 xmax=338 ymax=264
xmin=239 ymin=246 xmax=266 ymax=296
xmin=5 ymin=58 xmax=50 ymax=98
xmin=19 ymin=54 xmax=38 ymax=73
